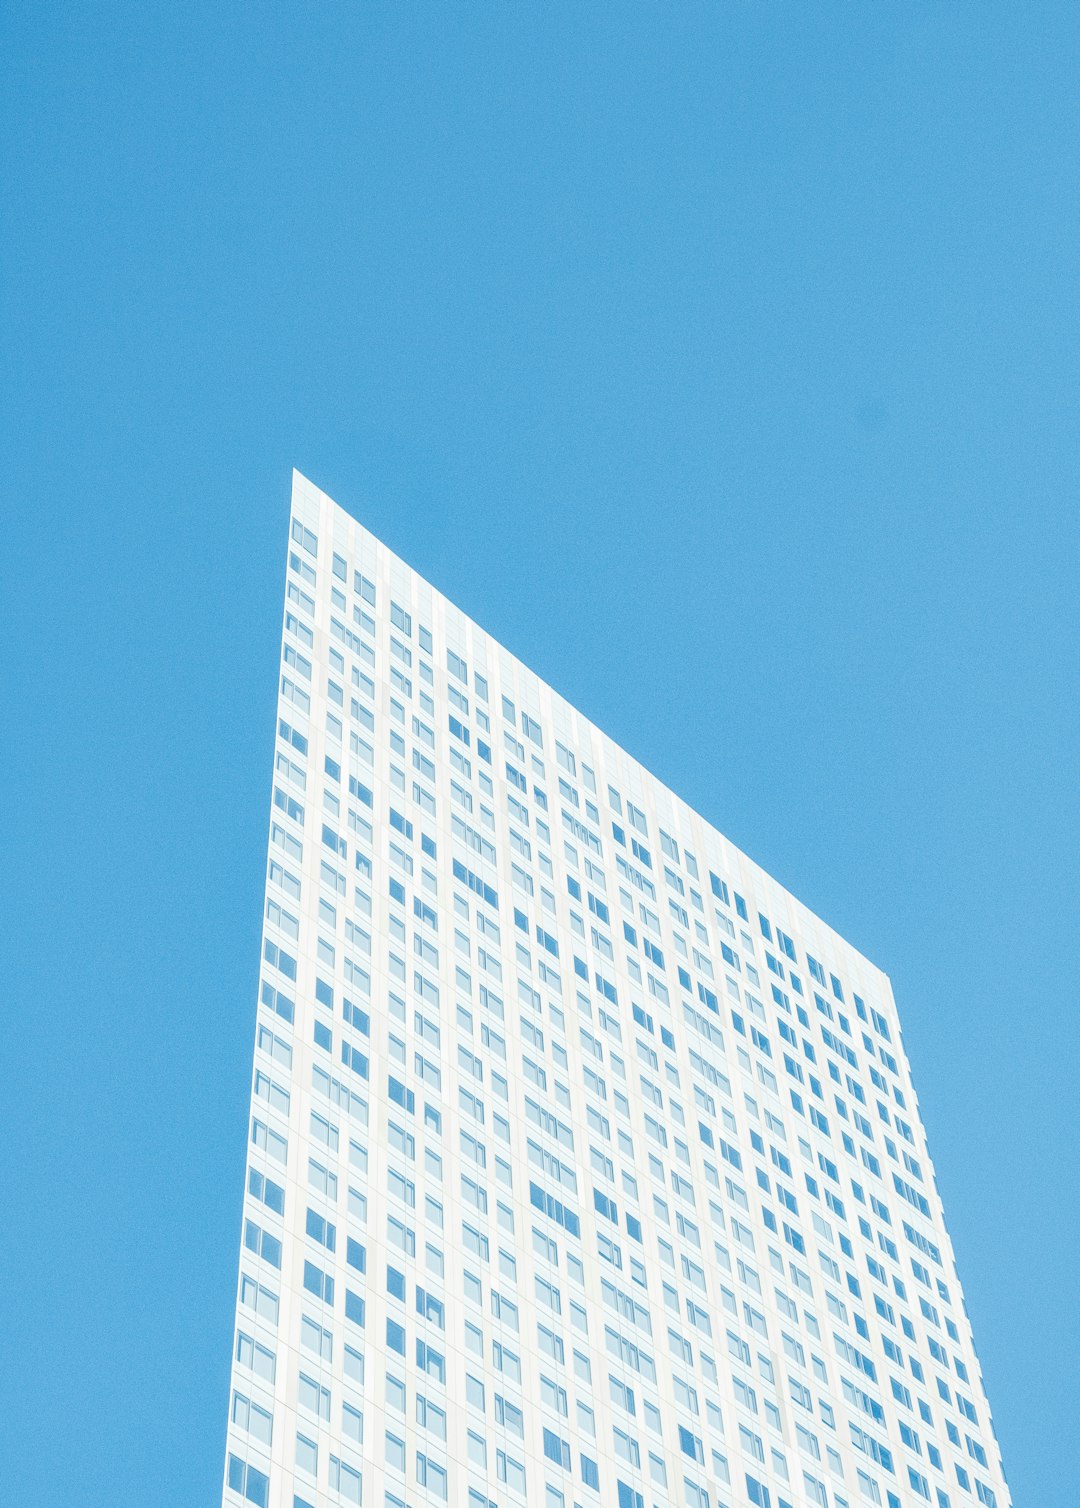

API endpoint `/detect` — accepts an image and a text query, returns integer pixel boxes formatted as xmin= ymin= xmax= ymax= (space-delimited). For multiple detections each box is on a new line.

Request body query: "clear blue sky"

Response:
xmin=2 ymin=4 xmax=1076 ymax=1504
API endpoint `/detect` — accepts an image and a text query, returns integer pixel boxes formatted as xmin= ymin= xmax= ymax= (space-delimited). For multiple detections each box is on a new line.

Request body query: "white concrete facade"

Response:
xmin=222 ymin=470 xmax=1010 ymax=1508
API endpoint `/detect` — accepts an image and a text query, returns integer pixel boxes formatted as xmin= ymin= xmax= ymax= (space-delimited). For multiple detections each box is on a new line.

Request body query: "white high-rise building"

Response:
xmin=222 ymin=471 xmax=1010 ymax=1508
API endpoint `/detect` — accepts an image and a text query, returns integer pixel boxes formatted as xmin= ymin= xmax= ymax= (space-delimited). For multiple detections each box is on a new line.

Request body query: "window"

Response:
xmin=226 ymin=1455 xmax=269 ymax=1507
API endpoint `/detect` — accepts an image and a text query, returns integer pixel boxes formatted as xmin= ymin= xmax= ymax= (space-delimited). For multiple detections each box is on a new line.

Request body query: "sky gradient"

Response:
xmin=2 ymin=4 xmax=1077 ymax=1505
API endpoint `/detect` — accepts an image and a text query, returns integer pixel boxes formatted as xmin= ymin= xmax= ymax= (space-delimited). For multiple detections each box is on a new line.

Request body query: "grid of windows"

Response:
xmin=222 ymin=471 xmax=1010 ymax=1508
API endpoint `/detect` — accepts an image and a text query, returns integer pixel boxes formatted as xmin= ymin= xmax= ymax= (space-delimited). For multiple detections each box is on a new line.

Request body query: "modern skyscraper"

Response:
xmin=223 ymin=471 xmax=1010 ymax=1508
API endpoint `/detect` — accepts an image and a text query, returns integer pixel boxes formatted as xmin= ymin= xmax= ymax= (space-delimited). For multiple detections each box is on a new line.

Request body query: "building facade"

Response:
xmin=222 ymin=471 xmax=1010 ymax=1508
